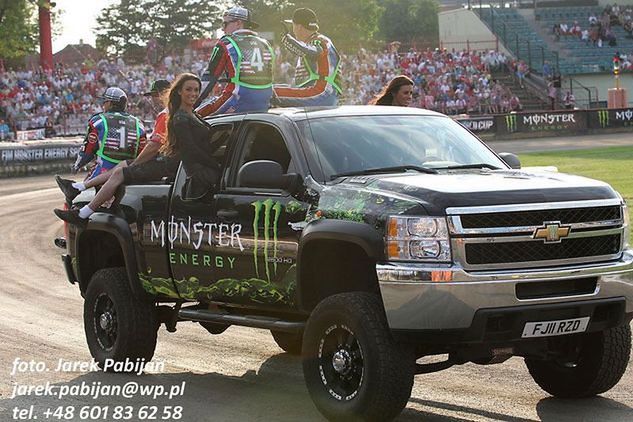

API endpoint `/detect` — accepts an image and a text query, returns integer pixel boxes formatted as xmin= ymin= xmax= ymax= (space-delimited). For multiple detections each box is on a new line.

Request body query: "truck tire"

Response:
xmin=525 ymin=324 xmax=631 ymax=398
xmin=271 ymin=330 xmax=303 ymax=355
xmin=84 ymin=267 xmax=158 ymax=370
xmin=302 ymin=292 xmax=414 ymax=421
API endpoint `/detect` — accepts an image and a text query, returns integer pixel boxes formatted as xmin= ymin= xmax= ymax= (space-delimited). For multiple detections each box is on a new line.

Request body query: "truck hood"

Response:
xmin=334 ymin=170 xmax=619 ymax=216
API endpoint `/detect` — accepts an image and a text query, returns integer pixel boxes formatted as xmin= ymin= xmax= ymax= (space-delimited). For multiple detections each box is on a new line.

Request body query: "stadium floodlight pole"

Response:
xmin=37 ymin=0 xmax=55 ymax=71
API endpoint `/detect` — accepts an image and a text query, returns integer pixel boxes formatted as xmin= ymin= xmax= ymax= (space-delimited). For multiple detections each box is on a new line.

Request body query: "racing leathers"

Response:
xmin=273 ymin=32 xmax=342 ymax=107
xmin=74 ymin=111 xmax=146 ymax=179
xmin=196 ymin=29 xmax=274 ymax=117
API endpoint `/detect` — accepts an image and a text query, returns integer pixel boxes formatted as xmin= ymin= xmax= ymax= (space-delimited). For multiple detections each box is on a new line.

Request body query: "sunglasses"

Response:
xmin=222 ymin=20 xmax=238 ymax=28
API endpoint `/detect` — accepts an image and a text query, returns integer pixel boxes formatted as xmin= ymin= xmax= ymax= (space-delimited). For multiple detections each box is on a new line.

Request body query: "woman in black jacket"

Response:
xmin=55 ymin=73 xmax=220 ymax=227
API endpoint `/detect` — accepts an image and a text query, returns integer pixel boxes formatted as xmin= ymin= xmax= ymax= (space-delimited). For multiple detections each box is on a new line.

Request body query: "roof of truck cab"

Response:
xmin=266 ymin=105 xmax=446 ymax=121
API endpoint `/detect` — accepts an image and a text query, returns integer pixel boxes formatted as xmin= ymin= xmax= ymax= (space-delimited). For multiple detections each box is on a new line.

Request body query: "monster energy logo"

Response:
xmin=252 ymin=199 xmax=283 ymax=282
xmin=598 ymin=110 xmax=609 ymax=128
xmin=505 ymin=114 xmax=517 ymax=132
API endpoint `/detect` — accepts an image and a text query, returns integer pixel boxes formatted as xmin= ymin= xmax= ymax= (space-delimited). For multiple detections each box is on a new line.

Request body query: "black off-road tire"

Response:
xmin=271 ymin=330 xmax=303 ymax=355
xmin=302 ymin=292 xmax=414 ymax=422
xmin=525 ymin=324 xmax=631 ymax=398
xmin=84 ymin=267 xmax=158 ymax=370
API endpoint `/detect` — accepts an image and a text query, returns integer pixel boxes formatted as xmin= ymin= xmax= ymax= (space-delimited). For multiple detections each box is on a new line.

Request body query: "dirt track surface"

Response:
xmin=0 ymin=175 xmax=632 ymax=422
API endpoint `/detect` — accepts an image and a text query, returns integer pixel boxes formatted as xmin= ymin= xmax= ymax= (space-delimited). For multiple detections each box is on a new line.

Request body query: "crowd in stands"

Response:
xmin=0 ymin=45 xmax=522 ymax=141
xmin=553 ymin=3 xmax=633 ymax=49
xmin=342 ymin=48 xmax=521 ymax=115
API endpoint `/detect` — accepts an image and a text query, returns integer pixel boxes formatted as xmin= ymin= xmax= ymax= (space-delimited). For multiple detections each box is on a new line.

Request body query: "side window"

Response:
xmin=207 ymin=123 xmax=234 ymax=163
xmin=234 ymin=123 xmax=292 ymax=187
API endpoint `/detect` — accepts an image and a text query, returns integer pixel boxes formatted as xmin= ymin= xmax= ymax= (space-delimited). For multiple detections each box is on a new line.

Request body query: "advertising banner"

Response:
xmin=499 ymin=111 xmax=586 ymax=134
xmin=0 ymin=144 xmax=81 ymax=163
xmin=455 ymin=117 xmax=496 ymax=134
xmin=15 ymin=129 xmax=46 ymax=141
xmin=590 ymin=108 xmax=633 ymax=129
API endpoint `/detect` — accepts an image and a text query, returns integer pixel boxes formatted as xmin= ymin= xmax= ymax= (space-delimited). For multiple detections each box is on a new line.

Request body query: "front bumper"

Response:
xmin=378 ymin=249 xmax=633 ymax=332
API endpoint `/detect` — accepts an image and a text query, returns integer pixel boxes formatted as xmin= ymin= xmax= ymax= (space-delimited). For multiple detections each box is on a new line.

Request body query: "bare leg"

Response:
xmin=86 ymin=166 xmax=125 ymax=211
xmin=84 ymin=161 xmax=128 ymax=189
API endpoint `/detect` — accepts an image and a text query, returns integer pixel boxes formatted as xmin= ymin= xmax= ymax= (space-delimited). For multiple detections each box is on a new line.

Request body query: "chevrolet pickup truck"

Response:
xmin=58 ymin=106 xmax=633 ymax=421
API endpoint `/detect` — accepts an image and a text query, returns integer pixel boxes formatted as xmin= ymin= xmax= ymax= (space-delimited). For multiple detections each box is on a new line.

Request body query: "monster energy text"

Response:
xmin=252 ymin=199 xmax=283 ymax=282
xmin=149 ymin=216 xmax=244 ymax=251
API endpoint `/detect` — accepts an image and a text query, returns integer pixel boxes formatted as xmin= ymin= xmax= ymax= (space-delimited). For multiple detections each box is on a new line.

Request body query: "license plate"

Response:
xmin=521 ymin=317 xmax=590 ymax=338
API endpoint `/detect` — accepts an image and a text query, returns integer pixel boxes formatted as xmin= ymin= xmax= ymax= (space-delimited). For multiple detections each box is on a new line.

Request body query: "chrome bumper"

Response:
xmin=377 ymin=249 xmax=633 ymax=331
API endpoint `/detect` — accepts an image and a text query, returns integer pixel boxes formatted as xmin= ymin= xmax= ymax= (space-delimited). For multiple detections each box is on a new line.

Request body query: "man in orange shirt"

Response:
xmin=55 ymin=79 xmax=171 ymax=202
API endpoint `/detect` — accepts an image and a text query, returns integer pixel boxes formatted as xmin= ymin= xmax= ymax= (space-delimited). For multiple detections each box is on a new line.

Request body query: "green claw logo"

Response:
xmin=505 ymin=114 xmax=517 ymax=132
xmin=252 ymin=199 xmax=283 ymax=282
xmin=598 ymin=110 xmax=609 ymax=128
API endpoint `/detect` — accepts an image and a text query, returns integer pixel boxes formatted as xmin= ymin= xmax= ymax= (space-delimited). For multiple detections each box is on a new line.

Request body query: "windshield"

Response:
xmin=297 ymin=115 xmax=508 ymax=179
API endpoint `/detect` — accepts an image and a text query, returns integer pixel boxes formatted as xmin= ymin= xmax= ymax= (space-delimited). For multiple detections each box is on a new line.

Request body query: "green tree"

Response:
xmin=287 ymin=0 xmax=383 ymax=50
xmin=379 ymin=0 xmax=438 ymax=45
xmin=239 ymin=0 xmax=292 ymax=36
xmin=0 ymin=0 xmax=38 ymax=59
xmin=95 ymin=0 xmax=220 ymax=57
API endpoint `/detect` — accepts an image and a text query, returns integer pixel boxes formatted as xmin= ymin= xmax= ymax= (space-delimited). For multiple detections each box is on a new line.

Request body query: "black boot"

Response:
xmin=54 ymin=208 xmax=88 ymax=229
xmin=55 ymin=175 xmax=81 ymax=203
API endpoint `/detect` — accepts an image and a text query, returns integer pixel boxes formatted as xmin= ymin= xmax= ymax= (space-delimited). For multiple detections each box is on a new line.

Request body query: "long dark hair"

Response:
xmin=161 ymin=73 xmax=201 ymax=157
xmin=370 ymin=75 xmax=414 ymax=106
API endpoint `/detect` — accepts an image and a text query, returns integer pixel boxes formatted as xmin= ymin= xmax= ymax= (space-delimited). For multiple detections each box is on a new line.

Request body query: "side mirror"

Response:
xmin=238 ymin=160 xmax=300 ymax=191
xmin=498 ymin=152 xmax=521 ymax=169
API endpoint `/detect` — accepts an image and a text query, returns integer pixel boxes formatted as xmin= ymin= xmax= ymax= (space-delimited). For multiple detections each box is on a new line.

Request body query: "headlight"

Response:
xmin=387 ymin=216 xmax=451 ymax=262
xmin=624 ymin=204 xmax=630 ymax=249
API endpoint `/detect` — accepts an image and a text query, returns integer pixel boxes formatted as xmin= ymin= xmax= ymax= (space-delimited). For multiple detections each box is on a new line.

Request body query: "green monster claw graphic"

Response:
xmin=598 ymin=110 xmax=609 ymax=128
xmin=505 ymin=114 xmax=517 ymax=132
xmin=252 ymin=201 xmax=262 ymax=277
xmin=252 ymin=199 xmax=284 ymax=282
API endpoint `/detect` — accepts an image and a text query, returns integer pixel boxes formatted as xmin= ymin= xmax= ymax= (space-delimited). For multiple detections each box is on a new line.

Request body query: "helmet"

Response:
xmin=99 ymin=87 xmax=128 ymax=111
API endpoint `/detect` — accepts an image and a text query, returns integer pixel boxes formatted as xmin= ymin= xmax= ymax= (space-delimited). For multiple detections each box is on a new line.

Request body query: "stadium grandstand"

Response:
xmin=440 ymin=0 xmax=633 ymax=109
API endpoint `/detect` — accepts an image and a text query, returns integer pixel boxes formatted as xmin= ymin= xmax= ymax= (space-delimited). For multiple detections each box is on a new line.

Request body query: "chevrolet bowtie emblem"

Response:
xmin=533 ymin=222 xmax=571 ymax=243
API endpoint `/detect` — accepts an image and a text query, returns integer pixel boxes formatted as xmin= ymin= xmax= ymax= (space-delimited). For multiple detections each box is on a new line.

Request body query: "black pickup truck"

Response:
xmin=58 ymin=106 xmax=633 ymax=421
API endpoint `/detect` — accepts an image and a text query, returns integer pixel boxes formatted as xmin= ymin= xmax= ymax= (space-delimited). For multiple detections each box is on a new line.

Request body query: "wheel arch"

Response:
xmin=296 ymin=219 xmax=384 ymax=312
xmin=74 ymin=213 xmax=149 ymax=301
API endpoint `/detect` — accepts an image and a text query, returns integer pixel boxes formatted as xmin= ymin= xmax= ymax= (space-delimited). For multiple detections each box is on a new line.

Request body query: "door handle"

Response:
xmin=217 ymin=209 xmax=239 ymax=220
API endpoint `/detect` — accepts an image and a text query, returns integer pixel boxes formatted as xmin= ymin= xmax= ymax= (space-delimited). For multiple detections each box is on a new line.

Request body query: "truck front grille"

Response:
xmin=465 ymin=234 xmax=621 ymax=266
xmin=460 ymin=206 xmax=621 ymax=229
xmin=447 ymin=199 xmax=625 ymax=271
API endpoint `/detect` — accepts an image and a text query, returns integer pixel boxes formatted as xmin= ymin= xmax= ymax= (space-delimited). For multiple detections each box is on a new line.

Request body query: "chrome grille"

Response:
xmin=460 ymin=206 xmax=621 ymax=229
xmin=447 ymin=199 xmax=625 ymax=270
xmin=465 ymin=234 xmax=621 ymax=266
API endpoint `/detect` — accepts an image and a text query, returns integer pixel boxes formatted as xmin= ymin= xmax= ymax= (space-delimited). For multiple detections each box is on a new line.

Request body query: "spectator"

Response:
xmin=563 ymin=91 xmax=576 ymax=109
xmin=542 ymin=61 xmax=553 ymax=79
xmin=0 ymin=118 xmax=11 ymax=141
xmin=548 ymin=81 xmax=557 ymax=110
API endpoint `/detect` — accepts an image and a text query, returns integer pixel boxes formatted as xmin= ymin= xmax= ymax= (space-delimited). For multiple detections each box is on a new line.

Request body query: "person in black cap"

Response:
xmin=144 ymin=79 xmax=171 ymax=115
xmin=273 ymin=8 xmax=342 ymax=106
xmin=55 ymin=79 xmax=171 ymax=202
xmin=194 ymin=6 xmax=275 ymax=116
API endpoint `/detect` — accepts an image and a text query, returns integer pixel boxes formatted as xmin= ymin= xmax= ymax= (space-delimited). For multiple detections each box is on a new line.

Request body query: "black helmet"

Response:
xmin=99 ymin=86 xmax=128 ymax=111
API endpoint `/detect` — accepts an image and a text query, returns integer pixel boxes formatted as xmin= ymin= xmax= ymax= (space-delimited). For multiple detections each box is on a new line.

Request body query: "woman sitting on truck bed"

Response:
xmin=54 ymin=73 xmax=221 ymax=228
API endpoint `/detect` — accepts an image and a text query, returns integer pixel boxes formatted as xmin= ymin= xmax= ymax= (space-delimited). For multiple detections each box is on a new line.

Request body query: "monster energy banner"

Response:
xmin=499 ymin=111 xmax=586 ymax=134
xmin=455 ymin=117 xmax=495 ymax=134
xmin=590 ymin=108 xmax=633 ymax=129
xmin=0 ymin=143 xmax=81 ymax=163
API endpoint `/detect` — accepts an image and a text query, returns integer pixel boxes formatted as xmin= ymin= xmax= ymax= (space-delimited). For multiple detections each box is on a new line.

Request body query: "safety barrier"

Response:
xmin=455 ymin=107 xmax=633 ymax=138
